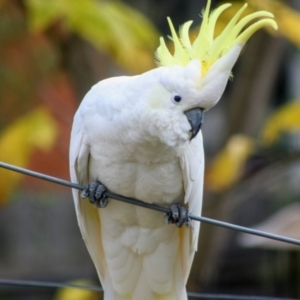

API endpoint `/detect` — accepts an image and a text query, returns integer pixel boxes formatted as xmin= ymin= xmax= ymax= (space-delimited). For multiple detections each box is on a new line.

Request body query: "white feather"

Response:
xmin=70 ymin=68 xmax=205 ymax=300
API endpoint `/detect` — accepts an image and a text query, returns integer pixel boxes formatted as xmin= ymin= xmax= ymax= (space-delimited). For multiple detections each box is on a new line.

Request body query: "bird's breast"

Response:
xmin=89 ymin=145 xmax=184 ymax=228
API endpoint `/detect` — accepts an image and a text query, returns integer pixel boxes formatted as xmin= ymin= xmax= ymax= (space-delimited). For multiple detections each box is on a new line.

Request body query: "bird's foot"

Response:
xmin=81 ymin=181 xmax=108 ymax=208
xmin=165 ymin=204 xmax=191 ymax=227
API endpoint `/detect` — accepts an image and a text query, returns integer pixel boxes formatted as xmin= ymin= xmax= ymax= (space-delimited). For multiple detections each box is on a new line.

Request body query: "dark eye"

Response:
xmin=174 ymin=95 xmax=182 ymax=102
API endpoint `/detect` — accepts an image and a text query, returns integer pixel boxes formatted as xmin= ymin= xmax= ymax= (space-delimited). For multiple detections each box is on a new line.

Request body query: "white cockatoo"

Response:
xmin=70 ymin=1 xmax=277 ymax=299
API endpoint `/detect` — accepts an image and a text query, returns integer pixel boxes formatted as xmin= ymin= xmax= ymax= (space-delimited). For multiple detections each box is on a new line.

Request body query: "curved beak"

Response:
xmin=184 ymin=107 xmax=204 ymax=140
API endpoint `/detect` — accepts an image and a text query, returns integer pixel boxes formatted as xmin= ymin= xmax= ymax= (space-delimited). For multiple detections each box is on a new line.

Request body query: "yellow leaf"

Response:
xmin=260 ymin=100 xmax=300 ymax=146
xmin=206 ymin=135 xmax=254 ymax=193
xmin=0 ymin=0 xmax=6 ymax=10
xmin=26 ymin=0 xmax=66 ymax=31
xmin=54 ymin=280 xmax=100 ymax=300
xmin=0 ymin=106 xmax=57 ymax=204
xmin=25 ymin=0 xmax=159 ymax=73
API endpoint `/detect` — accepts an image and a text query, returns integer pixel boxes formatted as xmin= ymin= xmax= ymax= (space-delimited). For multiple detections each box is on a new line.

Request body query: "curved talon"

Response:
xmin=164 ymin=212 xmax=172 ymax=225
xmin=81 ymin=181 xmax=108 ymax=208
xmin=185 ymin=213 xmax=191 ymax=227
xmin=175 ymin=206 xmax=186 ymax=228
xmin=96 ymin=193 xmax=108 ymax=208
xmin=165 ymin=204 xmax=191 ymax=228
xmin=95 ymin=184 xmax=106 ymax=200
xmin=81 ymin=188 xmax=89 ymax=199
xmin=171 ymin=205 xmax=179 ymax=220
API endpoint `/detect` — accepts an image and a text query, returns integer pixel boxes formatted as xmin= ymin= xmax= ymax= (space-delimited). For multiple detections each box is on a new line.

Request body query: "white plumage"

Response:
xmin=70 ymin=65 xmax=205 ymax=299
xmin=69 ymin=1 xmax=277 ymax=298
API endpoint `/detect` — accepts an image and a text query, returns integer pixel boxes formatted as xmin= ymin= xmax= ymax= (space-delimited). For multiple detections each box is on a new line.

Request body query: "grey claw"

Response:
xmin=97 ymin=194 xmax=108 ymax=208
xmin=164 ymin=213 xmax=172 ymax=225
xmin=95 ymin=184 xmax=106 ymax=200
xmin=81 ymin=188 xmax=89 ymax=199
xmin=81 ymin=181 xmax=108 ymax=208
xmin=175 ymin=208 xmax=185 ymax=227
xmin=165 ymin=204 xmax=191 ymax=228
xmin=185 ymin=214 xmax=191 ymax=227
xmin=171 ymin=205 xmax=179 ymax=219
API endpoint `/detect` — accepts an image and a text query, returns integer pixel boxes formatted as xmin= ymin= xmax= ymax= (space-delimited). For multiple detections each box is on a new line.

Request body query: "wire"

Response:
xmin=0 ymin=279 xmax=296 ymax=300
xmin=0 ymin=278 xmax=103 ymax=292
xmin=1 ymin=161 xmax=300 ymax=247
xmin=188 ymin=291 xmax=297 ymax=300
xmin=0 ymin=278 xmax=297 ymax=300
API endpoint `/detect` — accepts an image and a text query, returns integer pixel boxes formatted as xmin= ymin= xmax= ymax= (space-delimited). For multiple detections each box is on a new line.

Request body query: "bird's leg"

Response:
xmin=165 ymin=204 xmax=191 ymax=227
xmin=81 ymin=181 xmax=108 ymax=208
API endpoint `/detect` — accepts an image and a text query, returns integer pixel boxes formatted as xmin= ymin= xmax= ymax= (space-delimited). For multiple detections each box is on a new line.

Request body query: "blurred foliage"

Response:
xmin=204 ymin=1 xmax=300 ymax=194
xmin=0 ymin=0 xmax=76 ymax=203
xmin=0 ymin=0 xmax=159 ymax=203
xmin=0 ymin=2 xmax=60 ymax=129
xmin=0 ymin=106 xmax=57 ymax=204
xmin=25 ymin=0 xmax=159 ymax=73
xmin=54 ymin=280 xmax=100 ymax=300
xmin=206 ymin=135 xmax=254 ymax=193
xmin=260 ymin=100 xmax=300 ymax=147
xmin=206 ymin=100 xmax=300 ymax=193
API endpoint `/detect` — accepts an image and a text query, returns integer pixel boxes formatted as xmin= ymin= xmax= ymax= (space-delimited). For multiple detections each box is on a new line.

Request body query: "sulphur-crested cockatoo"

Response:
xmin=70 ymin=1 xmax=277 ymax=299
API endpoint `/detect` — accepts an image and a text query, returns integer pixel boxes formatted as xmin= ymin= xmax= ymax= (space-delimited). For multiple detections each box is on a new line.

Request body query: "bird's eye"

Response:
xmin=173 ymin=95 xmax=182 ymax=103
xmin=171 ymin=92 xmax=182 ymax=104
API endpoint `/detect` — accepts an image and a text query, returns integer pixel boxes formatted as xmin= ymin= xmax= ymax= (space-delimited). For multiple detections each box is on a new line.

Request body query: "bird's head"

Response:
xmin=145 ymin=0 xmax=277 ymax=145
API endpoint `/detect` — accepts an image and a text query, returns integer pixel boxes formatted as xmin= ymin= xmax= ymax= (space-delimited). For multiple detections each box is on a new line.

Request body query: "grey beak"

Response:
xmin=184 ymin=107 xmax=204 ymax=140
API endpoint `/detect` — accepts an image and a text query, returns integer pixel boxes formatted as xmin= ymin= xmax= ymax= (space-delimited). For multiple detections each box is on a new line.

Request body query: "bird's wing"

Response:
xmin=69 ymin=107 xmax=107 ymax=285
xmin=179 ymin=132 xmax=205 ymax=282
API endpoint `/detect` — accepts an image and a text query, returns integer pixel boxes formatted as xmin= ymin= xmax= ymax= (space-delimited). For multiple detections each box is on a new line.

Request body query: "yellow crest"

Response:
xmin=155 ymin=0 xmax=277 ymax=76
